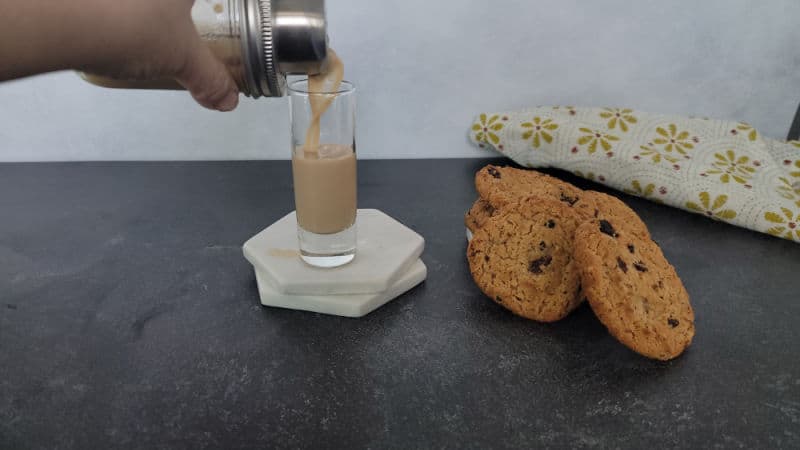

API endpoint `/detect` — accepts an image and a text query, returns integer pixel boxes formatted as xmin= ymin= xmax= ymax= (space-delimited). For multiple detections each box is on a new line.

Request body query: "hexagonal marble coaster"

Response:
xmin=255 ymin=259 xmax=427 ymax=318
xmin=243 ymin=209 xmax=425 ymax=295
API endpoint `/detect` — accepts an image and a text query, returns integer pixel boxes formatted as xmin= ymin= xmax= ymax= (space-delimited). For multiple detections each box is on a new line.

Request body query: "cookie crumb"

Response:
xmin=617 ymin=257 xmax=628 ymax=273
xmin=529 ymin=255 xmax=553 ymax=274
xmin=599 ymin=220 xmax=618 ymax=237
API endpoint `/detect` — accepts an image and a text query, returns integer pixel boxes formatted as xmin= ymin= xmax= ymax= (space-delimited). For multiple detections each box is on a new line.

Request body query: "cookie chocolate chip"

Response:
xmin=599 ymin=219 xmax=618 ymax=237
xmin=467 ymin=197 xmax=584 ymax=322
xmin=529 ymin=255 xmax=553 ymax=274
xmin=573 ymin=221 xmax=695 ymax=361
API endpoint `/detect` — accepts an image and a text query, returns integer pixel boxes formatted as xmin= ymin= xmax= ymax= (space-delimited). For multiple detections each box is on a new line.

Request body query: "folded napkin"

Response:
xmin=469 ymin=107 xmax=800 ymax=244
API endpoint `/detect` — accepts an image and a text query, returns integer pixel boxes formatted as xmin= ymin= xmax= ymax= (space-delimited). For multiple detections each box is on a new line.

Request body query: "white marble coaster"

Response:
xmin=255 ymin=259 xmax=427 ymax=318
xmin=243 ymin=209 xmax=425 ymax=295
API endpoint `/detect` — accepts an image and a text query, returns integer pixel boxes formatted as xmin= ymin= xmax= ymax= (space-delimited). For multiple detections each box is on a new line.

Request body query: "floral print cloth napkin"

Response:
xmin=469 ymin=107 xmax=800 ymax=244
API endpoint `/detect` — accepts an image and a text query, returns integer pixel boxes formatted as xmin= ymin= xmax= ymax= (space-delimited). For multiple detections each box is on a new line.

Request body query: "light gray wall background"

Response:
xmin=1 ymin=0 xmax=799 ymax=162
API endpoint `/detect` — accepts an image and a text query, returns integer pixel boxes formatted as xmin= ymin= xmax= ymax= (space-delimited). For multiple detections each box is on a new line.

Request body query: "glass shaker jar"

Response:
xmin=80 ymin=0 xmax=329 ymax=98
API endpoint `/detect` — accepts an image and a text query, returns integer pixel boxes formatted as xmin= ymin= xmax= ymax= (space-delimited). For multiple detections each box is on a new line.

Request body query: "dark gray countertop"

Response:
xmin=1 ymin=159 xmax=798 ymax=449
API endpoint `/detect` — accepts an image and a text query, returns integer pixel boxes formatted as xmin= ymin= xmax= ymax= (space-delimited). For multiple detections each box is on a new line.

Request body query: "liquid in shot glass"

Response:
xmin=289 ymin=74 xmax=357 ymax=268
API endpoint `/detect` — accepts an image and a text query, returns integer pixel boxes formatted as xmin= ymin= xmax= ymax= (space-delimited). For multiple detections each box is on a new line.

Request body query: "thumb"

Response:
xmin=175 ymin=37 xmax=240 ymax=112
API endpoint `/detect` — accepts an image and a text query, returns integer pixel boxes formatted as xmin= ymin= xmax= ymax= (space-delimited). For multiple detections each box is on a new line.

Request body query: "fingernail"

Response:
xmin=217 ymin=91 xmax=239 ymax=111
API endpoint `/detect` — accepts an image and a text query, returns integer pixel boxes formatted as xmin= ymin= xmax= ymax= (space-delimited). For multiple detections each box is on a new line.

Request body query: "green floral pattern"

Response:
xmin=704 ymin=150 xmax=758 ymax=185
xmin=521 ymin=117 xmax=558 ymax=149
xmin=777 ymin=178 xmax=800 ymax=208
xmin=789 ymin=159 xmax=800 ymax=179
xmin=636 ymin=145 xmax=680 ymax=164
xmin=686 ymin=192 xmax=737 ymax=221
xmin=653 ymin=124 xmax=695 ymax=155
xmin=578 ymin=128 xmax=619 ymax=154
xmin=765 ymin=208 xmax=800 ymax=241
xmin=733 ymin=122 xmax=758 ymax=141
xmin=599 ymin=108 xmax=637 ymax=132
xmin=625 ymin=180 xmax=665 ymax=203
xmin=552 ymin=106 xmax=577 ymax=116
xmin=573 ymin=171 xmax=605 ymax=182
xmin=472 ymin=114 xmax=505 ymax=148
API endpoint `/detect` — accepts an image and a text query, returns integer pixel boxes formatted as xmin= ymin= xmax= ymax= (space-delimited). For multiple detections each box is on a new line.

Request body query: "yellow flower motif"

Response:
xmin=521 ymin=117 xmax=558 ymax=149
xmin=790 ymin=159 xmax=800 ymax=179
xmin=653 ymin=124 xmax=695 ymax=155
xmin=552 ymin=105 xmax=577 ymax=116
xmin=472 ymin=114 xmax=505 ymax=147
xmin=764 ymin=208 xmax=800 ymax=241
xmin=777 ymin=177 xmax=800 ymax=208
xmin=635 ymin=145 xmax=680 ymax=164
xmin=599 ymin=108 xmax=638 ymax=132
xmin=577 ymin=128 xmax=619 ymax=154
xmin=573 ymin=171 xmax=606 ymax=182
xmin=733 ymin=122 xmax=758 ymax=141
xmin=686 ymin=192 xmax=737 ymax=221
xmin=624 ymin=180 xmax=665 ymax=204
xmin=704 ymin=150 xmax=757 ymax=184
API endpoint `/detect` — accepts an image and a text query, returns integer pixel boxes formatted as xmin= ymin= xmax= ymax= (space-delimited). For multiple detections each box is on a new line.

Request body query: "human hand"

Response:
xmin=0 ymin=0 xmax=239 ymax=111
xmin=84 ymin=0 xmax=240 ymax=111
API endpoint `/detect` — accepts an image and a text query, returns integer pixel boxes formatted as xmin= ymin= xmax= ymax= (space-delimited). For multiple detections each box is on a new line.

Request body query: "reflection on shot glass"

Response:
xmin=289 ymin=79 xmax=357 ymax=268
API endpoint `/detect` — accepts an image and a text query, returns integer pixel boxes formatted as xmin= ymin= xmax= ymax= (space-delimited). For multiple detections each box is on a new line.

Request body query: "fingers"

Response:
xmin=175 ymin=36 xmax=239 ymax=112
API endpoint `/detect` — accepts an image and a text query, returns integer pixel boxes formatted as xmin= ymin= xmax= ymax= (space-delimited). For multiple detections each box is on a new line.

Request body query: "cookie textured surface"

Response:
xmin=475 ymin=165 xmax=584 ymax=210
xmin=474 ymin=165 xmax=650 ymax=237
xmin=465 ymin=199 xmax=496 ymax=234
xmin=573 ymin=219 xmax=695 ymax=360
xmin=467 ymin=197 xmax=584 ymax=322
xmin=573 ymin=191 xmax=651 ymax=238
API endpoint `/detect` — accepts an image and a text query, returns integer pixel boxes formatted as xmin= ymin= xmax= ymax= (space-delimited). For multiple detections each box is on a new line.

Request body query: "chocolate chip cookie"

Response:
xmin=467 ymin=197 xmax=584 ymax=322
xmin=572 ymin=191 xmax=651 ymax=238
xmin=465 ymin=199 xmax=496 ymax=234
xmin=475 ymin=165 xmax=584 ymax=210
xmin=474 ymin=165 xmax=650 ymax=236
xmin=573 ymin=219 xmax=695 ymax=360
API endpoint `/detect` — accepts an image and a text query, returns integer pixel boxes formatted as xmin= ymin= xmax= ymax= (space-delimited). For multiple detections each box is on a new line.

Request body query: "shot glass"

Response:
xmin=289 ymin=80 xmax=357 ymax=268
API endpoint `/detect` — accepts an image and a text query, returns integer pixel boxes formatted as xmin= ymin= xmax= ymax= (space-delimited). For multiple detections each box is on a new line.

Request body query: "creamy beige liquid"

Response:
xmin=293 ymin=144 xmax=357 ymax=234
xmin=292 ymin=49 xmax=355 ymax=235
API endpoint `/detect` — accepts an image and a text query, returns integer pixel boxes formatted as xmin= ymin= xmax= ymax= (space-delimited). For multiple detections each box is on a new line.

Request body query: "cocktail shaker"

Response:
xmin=81 ymin=0 xmax=328 ymax=98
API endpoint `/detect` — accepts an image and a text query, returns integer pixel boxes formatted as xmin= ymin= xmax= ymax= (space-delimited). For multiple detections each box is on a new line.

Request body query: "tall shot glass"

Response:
xmin=289 ymin=80 xmax=357 ymax=268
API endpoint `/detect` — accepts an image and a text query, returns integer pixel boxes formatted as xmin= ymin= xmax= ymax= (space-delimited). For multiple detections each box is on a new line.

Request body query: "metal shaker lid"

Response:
xmin=242 ymin=0 xmax=328 ymax=98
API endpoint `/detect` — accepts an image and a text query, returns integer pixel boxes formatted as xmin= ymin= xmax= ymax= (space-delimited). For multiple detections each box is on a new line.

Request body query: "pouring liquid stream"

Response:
xmin=292 ymin=49 xmax=357 ymax=235
xmin=304 ymin=49 xmax=345 ymax=151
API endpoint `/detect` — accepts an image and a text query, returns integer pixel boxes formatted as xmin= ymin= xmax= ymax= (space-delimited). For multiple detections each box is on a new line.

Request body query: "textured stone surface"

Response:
xmin=1 ymin=159 xmax=799 ymax=449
